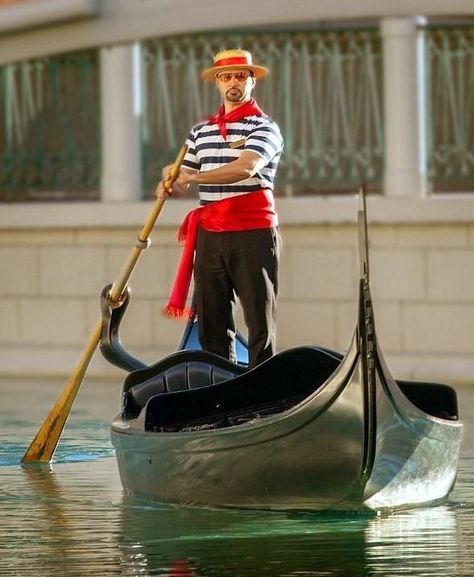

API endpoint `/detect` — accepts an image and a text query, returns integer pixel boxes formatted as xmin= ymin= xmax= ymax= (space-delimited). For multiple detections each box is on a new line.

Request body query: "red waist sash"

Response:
xmin=164 ymin=189 xmax=278 ymax=318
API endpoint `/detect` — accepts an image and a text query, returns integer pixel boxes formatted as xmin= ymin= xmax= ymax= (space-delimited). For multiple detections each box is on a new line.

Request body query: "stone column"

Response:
xmin=100 ymin=42 xmax=142 ymax=201
xmin=381 ymin=17 xmax=426 ymax=197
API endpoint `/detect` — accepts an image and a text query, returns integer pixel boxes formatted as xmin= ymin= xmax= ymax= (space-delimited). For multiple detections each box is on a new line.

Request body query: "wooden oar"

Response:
xmin=21 ymin=144 xmax=188 ymax=464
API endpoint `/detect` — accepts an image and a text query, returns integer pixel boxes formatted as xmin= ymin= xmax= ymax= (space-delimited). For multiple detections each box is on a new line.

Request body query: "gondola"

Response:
xmin=99 ymin=190 xmax=463 ymax=511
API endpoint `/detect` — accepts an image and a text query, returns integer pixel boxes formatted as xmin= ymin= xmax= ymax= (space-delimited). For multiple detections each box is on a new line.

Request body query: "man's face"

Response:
xmin=215 ymin=69 xmax=255 ymax=105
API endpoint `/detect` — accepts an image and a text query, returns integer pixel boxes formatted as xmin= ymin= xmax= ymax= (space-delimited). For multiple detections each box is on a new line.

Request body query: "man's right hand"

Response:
xmin=155 ymin=166 xmax=196 ymax=199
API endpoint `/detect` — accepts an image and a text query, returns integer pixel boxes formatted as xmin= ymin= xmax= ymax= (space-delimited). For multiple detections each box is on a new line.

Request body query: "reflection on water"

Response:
xmin=121 ymin=501 xmax=370 ymax=577
xmin=1 ymin=379 xmax=474 ymax=576
xmin=119 ymin=499 xmax=464 ymax=577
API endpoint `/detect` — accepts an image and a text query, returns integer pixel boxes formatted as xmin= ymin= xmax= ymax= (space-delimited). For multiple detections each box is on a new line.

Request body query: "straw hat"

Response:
xmin=201 ymin=49 xmax=268 ymax=82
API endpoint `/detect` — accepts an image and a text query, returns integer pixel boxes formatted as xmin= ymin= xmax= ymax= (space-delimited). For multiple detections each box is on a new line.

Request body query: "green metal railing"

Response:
xmin=425 ymin=26 xmax=474 ymax=191
xmin=0 ymin=25 xmax=472 ymax=201
xmin=0 ymin=50 xmax=100 ymax=201
xmin=141 ymin=29 xmax=384 ymax=195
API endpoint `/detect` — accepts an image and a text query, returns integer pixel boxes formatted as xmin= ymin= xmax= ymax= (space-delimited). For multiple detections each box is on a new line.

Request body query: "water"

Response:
xmin=1 ymin=378 xmax=474 ymax=576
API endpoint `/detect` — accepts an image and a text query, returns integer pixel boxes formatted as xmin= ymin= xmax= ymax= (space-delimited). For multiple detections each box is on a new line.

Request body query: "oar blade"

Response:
xmin=21 ymin=321 xmax=101 ymax=463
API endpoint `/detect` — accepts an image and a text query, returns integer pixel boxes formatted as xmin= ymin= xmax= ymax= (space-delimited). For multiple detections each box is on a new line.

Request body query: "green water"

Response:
xmin=1 ymin=378 xmax=474 ymax=576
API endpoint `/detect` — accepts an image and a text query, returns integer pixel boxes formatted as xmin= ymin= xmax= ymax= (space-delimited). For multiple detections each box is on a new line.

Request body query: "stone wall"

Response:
xmin=1 ymin=1 xmax=473 ymax=386
xmin=0 ymin=198 xmax=473 ymax=384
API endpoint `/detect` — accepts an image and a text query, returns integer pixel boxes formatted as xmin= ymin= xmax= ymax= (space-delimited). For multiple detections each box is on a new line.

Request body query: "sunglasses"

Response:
xmin=216 ymin=71 xmax=253 ymax=82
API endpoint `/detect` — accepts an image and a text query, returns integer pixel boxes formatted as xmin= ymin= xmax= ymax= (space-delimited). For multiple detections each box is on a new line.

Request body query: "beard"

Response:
xmin=225 ymin=87 xmax=244 ymax=103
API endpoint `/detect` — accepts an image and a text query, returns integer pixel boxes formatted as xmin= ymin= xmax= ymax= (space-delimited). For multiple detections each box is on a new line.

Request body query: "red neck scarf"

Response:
xmin=207 ymin=98 xmax=264 ymax=140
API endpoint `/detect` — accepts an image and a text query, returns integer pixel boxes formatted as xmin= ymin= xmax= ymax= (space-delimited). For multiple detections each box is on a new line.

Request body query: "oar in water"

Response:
xmin=21 ymin=145 xmax=188 ymax=464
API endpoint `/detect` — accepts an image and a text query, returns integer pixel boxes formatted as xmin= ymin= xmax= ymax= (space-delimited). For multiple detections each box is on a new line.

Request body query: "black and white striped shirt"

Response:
xmin=182 ymin=113 xmax=284 ymax=203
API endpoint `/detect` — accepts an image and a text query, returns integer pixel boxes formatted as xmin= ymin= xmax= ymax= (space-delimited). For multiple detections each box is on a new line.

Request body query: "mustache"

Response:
xmin=225 ymin=88 xmax=243 ymax=97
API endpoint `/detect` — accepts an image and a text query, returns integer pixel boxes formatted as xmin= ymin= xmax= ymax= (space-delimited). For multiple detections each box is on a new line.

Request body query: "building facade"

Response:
xmin=0 ymin=0 xmax=473 ymax=383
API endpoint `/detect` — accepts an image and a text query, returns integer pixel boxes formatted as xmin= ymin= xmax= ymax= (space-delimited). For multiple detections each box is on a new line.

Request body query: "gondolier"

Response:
xmin=157 ymin=48 xmax=284 ymax=368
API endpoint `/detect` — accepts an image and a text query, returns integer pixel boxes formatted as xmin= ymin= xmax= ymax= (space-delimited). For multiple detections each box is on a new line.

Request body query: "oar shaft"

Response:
xmin=110 ymin=144 xmax=188 ymax=302
xmin=21 ymin=144 xmax=188 ymax=464
xmin=109 ymin=203 xmax=164 ymax=303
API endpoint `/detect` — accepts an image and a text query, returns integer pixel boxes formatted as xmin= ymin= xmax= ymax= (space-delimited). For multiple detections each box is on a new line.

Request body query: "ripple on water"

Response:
xmin=1 ymin=381 xmax=474 ymax=576
xmin=0 ymin=415 xmax=115 ymax=466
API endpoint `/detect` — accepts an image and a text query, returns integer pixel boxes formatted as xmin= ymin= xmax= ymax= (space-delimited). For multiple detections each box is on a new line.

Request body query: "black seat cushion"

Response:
xmin=397 ymin=380 xmax=459 ymax=420
xmin=127 ymin=361 xmax=242 ymax=415
xmin=122 ymin=350 xmax=247 ymax=417
xmin=142 ymin=346 xmax=342 ymax=431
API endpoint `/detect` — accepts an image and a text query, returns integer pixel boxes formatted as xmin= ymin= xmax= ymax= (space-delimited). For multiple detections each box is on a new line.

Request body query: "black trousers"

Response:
xmin=194 ymin=226 xmax=281 ymax=368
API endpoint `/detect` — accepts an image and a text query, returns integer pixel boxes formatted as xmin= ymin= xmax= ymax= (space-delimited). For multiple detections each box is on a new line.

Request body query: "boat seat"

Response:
xmin=140 ymin=346 xmax=342 ymax=431
xmin=122 ymin=350 xmax=247 ymax=417
xmin=397 ymin=380 xmax=459 ymax=421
